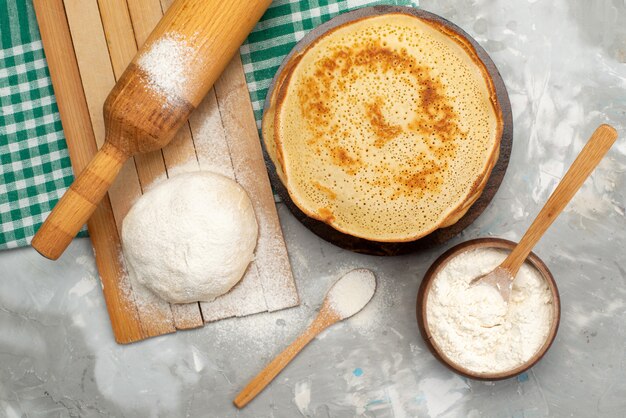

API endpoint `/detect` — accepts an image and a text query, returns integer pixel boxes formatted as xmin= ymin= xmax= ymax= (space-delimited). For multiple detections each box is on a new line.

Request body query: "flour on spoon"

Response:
xmin=327 ymin=269 xmax=376 ymax=319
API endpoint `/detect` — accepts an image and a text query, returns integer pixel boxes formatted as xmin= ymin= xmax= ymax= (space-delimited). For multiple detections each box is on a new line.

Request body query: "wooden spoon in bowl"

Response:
xmin=470 ymin=124 xmax=618 ymax=301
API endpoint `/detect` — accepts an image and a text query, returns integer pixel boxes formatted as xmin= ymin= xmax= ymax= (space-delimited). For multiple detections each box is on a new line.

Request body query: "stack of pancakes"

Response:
xmin=263 ymin=12 xmax=502 ymax=242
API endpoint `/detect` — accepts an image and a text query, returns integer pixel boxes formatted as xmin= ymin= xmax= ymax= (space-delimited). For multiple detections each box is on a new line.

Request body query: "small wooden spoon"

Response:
xmin=234 ymin=269 xmax=376 ymax=409
xmin=470 ymin=124 xmax=618 ymax=300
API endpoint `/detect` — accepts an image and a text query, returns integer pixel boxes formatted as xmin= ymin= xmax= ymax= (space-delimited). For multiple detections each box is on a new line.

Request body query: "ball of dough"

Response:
xmin=122 ymin=171 xmax=258 ymax=304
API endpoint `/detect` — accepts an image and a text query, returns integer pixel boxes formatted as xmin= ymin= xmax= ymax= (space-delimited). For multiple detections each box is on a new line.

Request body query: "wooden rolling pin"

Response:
xmin=31 ymin=0 xmax=272 ymax=260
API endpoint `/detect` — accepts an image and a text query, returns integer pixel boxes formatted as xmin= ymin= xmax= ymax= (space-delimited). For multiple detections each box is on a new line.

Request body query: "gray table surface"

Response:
xmin=1 ymin=0 xmax=625 ymax=417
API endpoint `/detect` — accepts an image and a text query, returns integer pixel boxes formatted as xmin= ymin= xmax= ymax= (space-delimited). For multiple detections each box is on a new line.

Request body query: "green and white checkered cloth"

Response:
xmin=0 ymin=0 xmax=418 ymax=249
xmin=0 ymin=0 xmax=75 ymax=249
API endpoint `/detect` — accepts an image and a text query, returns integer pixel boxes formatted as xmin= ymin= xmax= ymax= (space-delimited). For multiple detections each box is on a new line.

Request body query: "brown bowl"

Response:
xmin=416 ymin=238 xmax=561 ymax=380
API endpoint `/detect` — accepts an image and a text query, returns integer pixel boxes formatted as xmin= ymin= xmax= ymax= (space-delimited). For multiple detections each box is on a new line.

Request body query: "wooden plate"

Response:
xmin=262 ymin=6 xmax=513 ymax=256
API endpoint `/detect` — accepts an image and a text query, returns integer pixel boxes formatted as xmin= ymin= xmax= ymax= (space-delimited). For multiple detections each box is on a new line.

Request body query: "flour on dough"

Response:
xmin=122 ymin=171 xmax=258 ymax=304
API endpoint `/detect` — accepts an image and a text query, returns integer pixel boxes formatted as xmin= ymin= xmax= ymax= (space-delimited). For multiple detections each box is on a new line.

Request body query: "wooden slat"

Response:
xmin=128 ymin=0 xmax=199 ymax=172
xmin=122 ymin=0 xmax=186 ymax=187
xmin=201 ymin=267 xmax=268 ymax=321
xmin=214 ymin=55 xmax=299 ymax=311
xmin=188 ymin=89 xmax=234 ymax=178
xmin=193 ymin=81 xmax=270 ymax=320
xmin=62 ymin=0 xmax=142 ymax=232
xmin=159 ymin=0 xmax=176 ymax=13
xmin=65 ymin=0 xmax=176 ymax=336
xmin=124 ymin=0 xmax=163 ymax=46
xmin=62 ymin=1 xmax=111 ymax=145
xmin=157 ymin=0 xmax=200 ymax=172
xmin=114 ymin=0 xmax=203 ymax=329
xmin=32 ymin=0 xmax=145 ymax=343
xmin=96 ymin=0 xmax=168 ymax=192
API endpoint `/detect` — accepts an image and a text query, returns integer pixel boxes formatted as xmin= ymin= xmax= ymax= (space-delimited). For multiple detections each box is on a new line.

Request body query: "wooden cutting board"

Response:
xmin=33 ymin=0 xmax=299 ymax=344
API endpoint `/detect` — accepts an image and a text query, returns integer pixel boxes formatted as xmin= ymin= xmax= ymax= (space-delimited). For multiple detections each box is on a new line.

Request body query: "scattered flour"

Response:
xmin=417 ymin=376 xmax=469 ymax=417
xmin=206 ymin=267 xmax=379 ymax=358
xmin=327 ymin=269 xmax=376 ymax=319
xmin=137 ymin=33 xmax=196 ymax=105
xmin=341 ymin=269 xmax=397 ymax=337
xmin=426 ymin=248 xmax=554 ymax=374
xmin=294 ymin=380 xmax=312 ymax=414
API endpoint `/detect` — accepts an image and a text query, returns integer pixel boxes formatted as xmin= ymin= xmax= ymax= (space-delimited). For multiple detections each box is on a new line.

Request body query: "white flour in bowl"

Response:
xmin=426 ymin=248 xmax=554 ymax=374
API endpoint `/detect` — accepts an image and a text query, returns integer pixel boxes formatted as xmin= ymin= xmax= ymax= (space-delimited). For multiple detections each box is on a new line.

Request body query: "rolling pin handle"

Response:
xmin=31 ymin=142 xmax=128 ymax=260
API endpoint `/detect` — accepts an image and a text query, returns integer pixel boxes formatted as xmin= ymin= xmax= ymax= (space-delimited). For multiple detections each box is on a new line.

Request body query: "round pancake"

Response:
xmin=267 ymin=12 xmax=502 ymax=242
